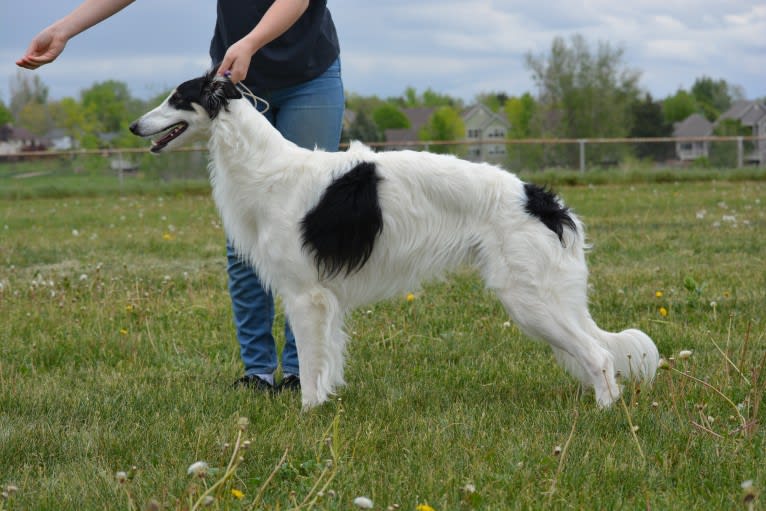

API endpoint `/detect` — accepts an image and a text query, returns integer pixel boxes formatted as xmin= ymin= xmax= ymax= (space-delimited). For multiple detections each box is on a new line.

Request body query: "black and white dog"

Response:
xmin=130 ymin=71 xmax=659 ymax=409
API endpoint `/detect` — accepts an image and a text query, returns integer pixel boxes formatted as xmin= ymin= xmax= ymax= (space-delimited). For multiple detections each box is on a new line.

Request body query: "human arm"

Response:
xmin=216 ymin=0 xmax=310 ymax=83
xmin=16 ymin=0 xmax=135 ymax=69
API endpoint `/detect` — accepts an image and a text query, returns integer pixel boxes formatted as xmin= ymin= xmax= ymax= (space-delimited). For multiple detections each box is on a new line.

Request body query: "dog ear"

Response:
xmin=201 ymin=68 xmax=242 ymax=119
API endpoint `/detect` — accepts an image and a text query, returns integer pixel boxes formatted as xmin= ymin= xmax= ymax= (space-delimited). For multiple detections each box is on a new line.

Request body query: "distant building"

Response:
xmin=717 ymin=100 xmax=766 ymax=165
xmin=462 ymin=104 xmax=510 ymax=163
xmin=0 ymin=124 xmax=49 ymax=155
xmin=672 ymin=114 xmax=712 ymax=161
xmin=383 ymin=105 xmax=511 ymax=162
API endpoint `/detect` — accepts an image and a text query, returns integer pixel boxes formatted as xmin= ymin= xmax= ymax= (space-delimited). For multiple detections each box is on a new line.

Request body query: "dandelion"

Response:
xmin=162 ymin=232 xmax=174 ymax=240
xmin=658 ymin=306 xmax=668 ymax=317
xmin=187 ymin=461 xmax=209 ymax=478
xmin=502 ymin=321 xmax=512 ymax=328
xmin=72 ymin=229 xmax=80 ymax=236
xmin=125 ymin=304 xmax=134 ymax=313
xmin=553 ymin=445 xmax=562 ymax=456
xmin=119 ymin=328 xmax=128 ymax=336
xmin=655 ymin=290 xmax=663 ymax=298
xmin=231 ymin=488 xmax=245 ymax=500
xmin=416 ymin=504 xmax=436 ymax=511
xmin=658 ymin=358 xmax=670 ymax=370
xmin=115 ymin=471 xmax=128 ymax=484
xmin=406 ymin=292 xmax=415 ymax=302
xmin=353 ymin=496 xmax=374 ymax=509
xmin=79 ymin=274 xmax=88 ymax=281
xmin=678 ymin=350 xmax=693 ymax=360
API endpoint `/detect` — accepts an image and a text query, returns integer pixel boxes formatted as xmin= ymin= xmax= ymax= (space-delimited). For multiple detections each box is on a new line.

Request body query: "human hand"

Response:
xmin=216 ymin=37 xmax=259 ymax=83
xmin=16 ymin=26 xmax=69 ymax=69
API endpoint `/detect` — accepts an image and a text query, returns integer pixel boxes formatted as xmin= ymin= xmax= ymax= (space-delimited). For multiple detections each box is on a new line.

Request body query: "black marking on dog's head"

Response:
xmin=301 ymin=162 xmax=384 ymax=279
xmin=523 ymin=183 xmax=577 ymax=246
xmin=172 ymin=69 xmax=242 ymax=119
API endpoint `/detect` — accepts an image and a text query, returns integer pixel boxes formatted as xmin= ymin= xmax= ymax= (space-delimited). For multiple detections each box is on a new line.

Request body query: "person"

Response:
xmin=17 ymin=0 xmax=345 ymax=393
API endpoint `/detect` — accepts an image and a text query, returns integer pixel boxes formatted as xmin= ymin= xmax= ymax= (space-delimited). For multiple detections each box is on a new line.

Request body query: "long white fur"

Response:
xmin=132 ymin=85 xmax=660 ymax=409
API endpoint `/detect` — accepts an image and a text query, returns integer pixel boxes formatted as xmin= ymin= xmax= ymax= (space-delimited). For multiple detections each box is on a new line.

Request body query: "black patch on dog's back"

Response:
xmin=523 ymin=183 xmax=577 ymax=246
xmin=301 ymin=162 xmax=384 ymax=278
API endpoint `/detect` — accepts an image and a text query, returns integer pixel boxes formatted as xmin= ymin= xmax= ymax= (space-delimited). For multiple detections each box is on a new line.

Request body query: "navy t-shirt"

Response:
xmin=210 ymin=0 xmax=340 ymax=91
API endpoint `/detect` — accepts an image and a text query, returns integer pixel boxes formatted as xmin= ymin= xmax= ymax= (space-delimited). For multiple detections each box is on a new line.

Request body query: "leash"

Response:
xmin=224 ymin=70 xmax=270 ymax=114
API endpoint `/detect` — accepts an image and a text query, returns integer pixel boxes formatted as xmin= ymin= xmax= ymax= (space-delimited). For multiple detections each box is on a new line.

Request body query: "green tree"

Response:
xmin=419 ymin=106 xmax=465 ymax=154
xmin=81 ymin=80 xmax=133 ymax=134
xmin=475 ymin=92 xmax=508 ymax=113
xmin=9 ymin=71 xmax=49 ymax=119
xmin=372 ymin=103 xmax=410 ymax=132
xmin=662 ymin=90 xmax=697 ymax=124
xmin=691 ymin=76 xmax=734 ymax=121
xmin=525 ymin=34 xmax=641 ymax=166
xmin=395 ymin=86 xmax=462 ymax=109
xmin=630 ymin=94 xmax=673 ymax=161
xmin=504 ymin=93 xmax=542 ymax=169
xmin=17 ymin=101 xmax=51 ymax=135
xmin=343 ymin=110 xmax=381 ymax=143
xmin=0 ymin=100 xmax=13 ymax=125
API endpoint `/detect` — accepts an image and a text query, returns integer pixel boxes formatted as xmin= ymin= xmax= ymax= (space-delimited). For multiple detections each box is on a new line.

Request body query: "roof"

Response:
xmin=718 ymin=100 xmax=766 ymax=126
xmin=673 ymin=114 xmax=713 ymax=137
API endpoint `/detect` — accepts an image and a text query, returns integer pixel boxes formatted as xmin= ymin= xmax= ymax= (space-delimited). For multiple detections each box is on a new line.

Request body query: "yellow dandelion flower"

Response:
xmin=162 ymin=232 xmax=174 ymax=240
xmin=658 ymin=307 xmax=668 ymax=317
xmin=406 ymin=292 xmax=415 ymax=302
xmin=119 ymin=328 xmax=129 ymax=335
xmin=125 ymin=304 xmax=134 ymax=313
xmin=655 ymin=290 xmax=663 ymax=298
xmin=417 ymin=504 xmax=436 ymax=511
xmin=231 ymin=488 xmax=245 ymax=500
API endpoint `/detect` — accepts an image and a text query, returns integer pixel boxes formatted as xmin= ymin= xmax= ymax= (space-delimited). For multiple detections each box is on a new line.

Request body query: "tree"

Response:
xmin=0 ymin=100 xmax=13 ymax=125
xmin=691 ymin=76 xmax=734 ymax=121
xmin=505 ymin=93 xmax=536 ymax=138
xmin=418 ymin=106 xmax=465 ymax=154
xmin=372 ymin=104 xmax=410 ymax=132
xmin=474 ymin=92 xmax=508 ymax=112
xmin=525 ymin=34 xmax=641 ymax=165
xmin=630 ymin=94 xmax=673 ymax=161
xmin=662 ymin=89 xmax=697 ymax=125
xmin=80 ymin=80 xmax=133 ymax=134
xmin=9 ymin=71 xmax=49 ymax=119
xmin=343 ymin=110 xmax=381 ymax=143
xmin=394 ymin=86 xmax=462 ymax=109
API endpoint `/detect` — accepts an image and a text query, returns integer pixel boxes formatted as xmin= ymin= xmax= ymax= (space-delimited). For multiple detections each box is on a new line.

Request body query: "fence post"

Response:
xmin=578 ymin=139 xmax=586 ymax=173
xmin=737 ymin=136 xmax=743 ymax=168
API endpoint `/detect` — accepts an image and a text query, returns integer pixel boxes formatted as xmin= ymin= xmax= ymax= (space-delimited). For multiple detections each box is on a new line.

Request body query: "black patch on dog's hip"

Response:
xmin=523 ymin=183 xmax=577 ymax=246
xmin=301 ymin=162 xmax=384 ymax=278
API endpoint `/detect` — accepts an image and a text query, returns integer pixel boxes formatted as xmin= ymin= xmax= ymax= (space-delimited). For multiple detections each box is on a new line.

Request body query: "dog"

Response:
xmin=130 ymin=70 xmax=659 ymax=409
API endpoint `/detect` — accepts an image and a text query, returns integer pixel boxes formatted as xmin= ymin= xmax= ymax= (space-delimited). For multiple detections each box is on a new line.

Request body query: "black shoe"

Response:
xmin=276 ymin=374 xmax=301 ymax=393
xmin=231 ymin=374 xmax=274 ymax=393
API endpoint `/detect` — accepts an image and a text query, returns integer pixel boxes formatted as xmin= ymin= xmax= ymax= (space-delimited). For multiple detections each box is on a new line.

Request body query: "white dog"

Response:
xmin=130 ymin=71 xmax=659 ymax=409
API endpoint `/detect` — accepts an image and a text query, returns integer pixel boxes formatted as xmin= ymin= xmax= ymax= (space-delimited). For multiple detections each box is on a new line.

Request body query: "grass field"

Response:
xmin=1 ymin=172 xmax=764 ymax=510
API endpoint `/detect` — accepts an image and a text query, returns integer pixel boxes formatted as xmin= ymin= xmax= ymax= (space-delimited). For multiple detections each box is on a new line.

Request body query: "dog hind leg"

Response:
xmin=494 ymin=286 xmax=622 ymax=407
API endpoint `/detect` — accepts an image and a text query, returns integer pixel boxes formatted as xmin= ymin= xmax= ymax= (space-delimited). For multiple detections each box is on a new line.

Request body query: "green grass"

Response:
xmin=0 ymin=175 xmax=764 ymax=510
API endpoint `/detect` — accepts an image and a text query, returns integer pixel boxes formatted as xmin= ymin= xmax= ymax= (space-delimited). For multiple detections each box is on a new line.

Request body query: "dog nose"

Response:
xmin=129 ymin=121 xmax=140 ymax=135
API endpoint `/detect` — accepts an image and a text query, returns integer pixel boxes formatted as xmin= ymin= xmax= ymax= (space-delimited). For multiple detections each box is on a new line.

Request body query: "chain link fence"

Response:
xmin=2 ymin=136 xmax=764 ymax=195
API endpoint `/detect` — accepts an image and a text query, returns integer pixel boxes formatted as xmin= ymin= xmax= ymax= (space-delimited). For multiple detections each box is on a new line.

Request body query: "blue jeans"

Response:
xmin=227 ymin=58 xmax=344 ymax=378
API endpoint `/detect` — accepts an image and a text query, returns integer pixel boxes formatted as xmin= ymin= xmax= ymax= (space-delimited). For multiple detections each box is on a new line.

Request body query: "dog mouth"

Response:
xmin=150 ymin=122 xmax=188 ymax=153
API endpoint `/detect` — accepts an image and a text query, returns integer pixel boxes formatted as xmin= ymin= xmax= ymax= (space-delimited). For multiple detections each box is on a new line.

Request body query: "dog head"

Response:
xmin=129 ymin=70 xmax=242 ymax=153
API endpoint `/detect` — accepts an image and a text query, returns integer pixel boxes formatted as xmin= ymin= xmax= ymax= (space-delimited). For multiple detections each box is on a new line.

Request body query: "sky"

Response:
xmin=1 ymin=1 xmax=765 ymax=106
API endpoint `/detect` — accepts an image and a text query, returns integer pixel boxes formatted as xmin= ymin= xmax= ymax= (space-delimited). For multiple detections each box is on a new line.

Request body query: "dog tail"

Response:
xmin=553 ymin=322 xmax=660 ymax=385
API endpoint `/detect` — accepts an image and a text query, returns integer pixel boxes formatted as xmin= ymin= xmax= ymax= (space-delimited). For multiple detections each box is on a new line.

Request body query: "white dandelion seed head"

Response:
xmin=502 ymin=321 xmax=512 ymax=328
xmin=187 ymin=461 xmax=209 ymax=477
xmin=79 ymin=274 xmax=88 ymax=281
xmin=72 ymin=229 xmax=80 ymax=236
xmin=353 ymin=496 xmax=374 ymax=509
xmin=741 ymin=480 xmax=754 ymax=490
xmin=115 ymin=471 xmax=128 ymax=483
xmin=678 ymin=350 xmax=693 ymax=360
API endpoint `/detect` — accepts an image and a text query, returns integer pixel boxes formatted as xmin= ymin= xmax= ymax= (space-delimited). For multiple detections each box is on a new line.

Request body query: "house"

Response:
xmin=383 ymin=107 xmax=436 ymax=149
xmin=462 ymin=104 xmax=510 ymax=163
xmin=0 ymin=123 xmax=49 ymax=155
xmin=383 ymin=105 xmax=511 ymax=162
xmin=672 ymin=114 xmax=712 ymax=161
xmin=46 ymin=128 xmax=77 ymax=151
xmin=717 ymin=100 xmax=766 ymax=165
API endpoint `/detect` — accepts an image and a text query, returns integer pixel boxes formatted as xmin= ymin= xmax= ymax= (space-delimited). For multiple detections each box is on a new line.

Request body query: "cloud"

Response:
xmin=1 ymin=0 xmax=764 ymax=105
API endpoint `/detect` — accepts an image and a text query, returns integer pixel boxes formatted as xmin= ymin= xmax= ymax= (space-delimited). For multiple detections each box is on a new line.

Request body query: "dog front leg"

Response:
xmin=284 ymin=288 xmax=343 ymax=410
